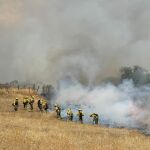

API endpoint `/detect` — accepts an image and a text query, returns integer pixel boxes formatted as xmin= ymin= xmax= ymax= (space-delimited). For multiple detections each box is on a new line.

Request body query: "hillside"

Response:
xmin=0 ymin=88 xmax=149 ymax=150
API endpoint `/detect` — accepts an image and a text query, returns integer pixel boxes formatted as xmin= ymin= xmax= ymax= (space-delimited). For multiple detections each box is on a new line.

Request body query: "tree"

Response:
xmin=121 ymin=67 xmax=133 ymax=80
xmin=120 ymin=66 xmax=150 ymax=85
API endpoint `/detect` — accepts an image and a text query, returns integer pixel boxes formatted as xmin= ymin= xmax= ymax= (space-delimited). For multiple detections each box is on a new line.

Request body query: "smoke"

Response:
xmin=0 ymin=0 xmax=150 ymax=83
xmin=54 ymin=78 xmax=150 ymax=134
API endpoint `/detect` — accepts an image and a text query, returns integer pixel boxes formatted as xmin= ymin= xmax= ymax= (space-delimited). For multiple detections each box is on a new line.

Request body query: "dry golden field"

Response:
xmin=0 ymin=88 xmax=149 ymax=150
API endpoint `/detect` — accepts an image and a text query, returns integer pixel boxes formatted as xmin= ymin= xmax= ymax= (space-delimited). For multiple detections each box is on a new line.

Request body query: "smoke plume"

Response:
xmin=0 ymin=0 xmax=150 ymax=83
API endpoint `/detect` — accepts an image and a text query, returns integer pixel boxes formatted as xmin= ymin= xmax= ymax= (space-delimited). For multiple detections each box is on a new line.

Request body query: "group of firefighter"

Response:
xmin=12 ymin=96 xmax=48 ymax=112
xmin=12 ymin=97 xmax=99 ymax=125
xmin=54 ymin=104 xmax=99 ymax=125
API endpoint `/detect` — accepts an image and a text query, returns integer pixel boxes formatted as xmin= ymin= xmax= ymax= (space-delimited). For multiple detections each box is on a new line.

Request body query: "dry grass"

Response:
xmin=0 ymin=88 xmax=149 ymax=150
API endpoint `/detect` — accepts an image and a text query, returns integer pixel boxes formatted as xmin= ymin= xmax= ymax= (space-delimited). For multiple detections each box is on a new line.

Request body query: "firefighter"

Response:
xmin=54 ymin=104 xmax=61 ymax=118
xmin=12 ymin=98 xmax=19 ymax=111
xmin=23 ymin=97 xmax=28 ymax=109
xmin=77 ymin=109 xmax=84 ymax=123
xmin=67 ymin=108 xmax=73 ymax=121
xmin=90 ymin=113 xmax=99 ymax=125
xmin=29 ymin=96 xmax=35 ymax=111
xmin=42 ymin=100 xmax=49 ymax=113
xmin=37 ymin=99 xmax=42 ymax=112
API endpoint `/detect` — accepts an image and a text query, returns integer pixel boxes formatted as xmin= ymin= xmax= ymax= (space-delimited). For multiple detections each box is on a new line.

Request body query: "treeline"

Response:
xmin=103 ymin=66 xmax=150 ymax=86
xmin=0 ymin=80 xmax=56 ymax=101
xmin=2 ymin=80 xmax=40 ymax=91
xmin=121 ymin=66 xmax=150 ymax=85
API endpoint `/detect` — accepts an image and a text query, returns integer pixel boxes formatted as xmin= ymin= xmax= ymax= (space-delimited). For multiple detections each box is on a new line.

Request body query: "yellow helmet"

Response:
xmin=54 ymin=104 xmax=58 ymax=107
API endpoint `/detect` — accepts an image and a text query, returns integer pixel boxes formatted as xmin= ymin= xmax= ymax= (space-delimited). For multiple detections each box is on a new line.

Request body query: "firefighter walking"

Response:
xmin=67 ymin=108 xmax=73 ymax=121
xmin=90 ymin=113 xmax=99 ymax=125
xmin=54 ymin=104 xmax=61 ymax=118
xmin=42 ymin=100 xmax=49 ymax=113
xmin=23 ymin=97 xmax=28 ymax=109
xmin=77 ymin=109 xmax=84 ymax=123
xmin=12 ymin=98 xmax=19 ymax=111
xmin=37 ymin=99 xmax=43 ymax=112
xmin=29 ymin=96 xmax=35 ymax=111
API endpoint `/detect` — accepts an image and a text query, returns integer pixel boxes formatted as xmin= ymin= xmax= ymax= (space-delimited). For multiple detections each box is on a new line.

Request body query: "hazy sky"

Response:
xmin=0 ymin=0 xmax=150 ymax=84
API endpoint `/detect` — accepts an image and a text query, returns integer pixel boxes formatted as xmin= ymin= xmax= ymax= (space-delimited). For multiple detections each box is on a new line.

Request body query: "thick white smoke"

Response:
xmin=54 ymin=79 xmax=150 ymax=134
